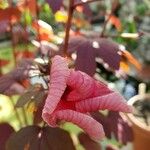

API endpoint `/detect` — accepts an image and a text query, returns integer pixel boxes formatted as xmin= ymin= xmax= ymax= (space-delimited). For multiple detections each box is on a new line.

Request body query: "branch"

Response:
xmin=100 ymin=13 xmax=112 ymax=37
xmin=73 ymin=0 xmax=102 ymax=8
xmin=63 ymin=0 xmax=75 ymax=56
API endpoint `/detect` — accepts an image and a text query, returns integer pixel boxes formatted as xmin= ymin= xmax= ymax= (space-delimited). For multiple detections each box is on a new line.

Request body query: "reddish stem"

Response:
xmin=10 ymin=21 xmax=17 ymax=66
xmin=100 ymin=13 xmax=112 ymax=37
xmin=24 ymin=0 xmax=30 ymax=58
xmin=8 ymin=0 xmax=17 ymax=66
xmin=63 ymin=0 xmax=75 ymax=57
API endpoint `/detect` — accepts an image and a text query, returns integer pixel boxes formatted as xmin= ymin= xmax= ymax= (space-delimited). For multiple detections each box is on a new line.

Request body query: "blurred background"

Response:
xmin=0 ymin=0 xmax=150 ymax=150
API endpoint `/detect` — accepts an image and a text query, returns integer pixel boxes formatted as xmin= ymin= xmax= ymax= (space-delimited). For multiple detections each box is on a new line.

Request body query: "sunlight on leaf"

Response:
xmin=55 ymin=10 xmax=68 ymax=23
xmin=0 ymin=95 xmax=13 ymax=121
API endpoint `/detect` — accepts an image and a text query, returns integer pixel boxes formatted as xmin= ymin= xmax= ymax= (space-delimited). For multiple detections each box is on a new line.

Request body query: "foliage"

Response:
xmin=0 ymin=0 xmax=149 ymax=150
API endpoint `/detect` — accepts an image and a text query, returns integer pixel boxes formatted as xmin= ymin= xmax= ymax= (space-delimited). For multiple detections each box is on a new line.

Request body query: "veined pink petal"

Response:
xmin=92 ymin=81 xmax=112 ymax=97
xmin=55 ymin=110 xmax=105 ymax=141
xmin=66 ymin=70 xmax=113 ymax=101
xmin=42 ymin=112 xmax=58 ymax=127
xmin=76 ymin=92 xmax=133 ymax=113
xmin=66 ymin=70 xmax=96 ymax=101
xmin=42 ymin=55 xmax=70 ymax=116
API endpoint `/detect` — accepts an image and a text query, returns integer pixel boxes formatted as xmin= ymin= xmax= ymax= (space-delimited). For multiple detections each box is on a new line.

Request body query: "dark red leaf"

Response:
xmin=67 ymin=35 xmax=121 ymax=76
xmin=6 ymin=126 xmax=75 ymax=150
xmin=0 ymin=123 xmax=15 ymax=150
xmin=78 ymin=132 xmax=101 ymax=150
xmin=95 ymin=38 xmax=121 ymax=70
xmin=5 ymin=82 xmax=25 ymax=96
xmin=12 ymin=59 xmax=33 ymax=81
xmin=0 ymin=59 xmax=32 ymax=95
xmin=0 ymin=20 xmax=9 ymax=33
xmin=6 ymin=126 xmax=40 ymax=150
xmin=0 ymin=74 xmax=16 ymax=94
xmin=46 ymin=0 xmax=63 ymax=13
xmin=91 ymin=111 xmax=133 ymax=144
xmin=40 ymin=127 xmax=76 ymax=150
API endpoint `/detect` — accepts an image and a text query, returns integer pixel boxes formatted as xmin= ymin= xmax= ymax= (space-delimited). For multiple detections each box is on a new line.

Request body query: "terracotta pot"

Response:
xmin=125 ymin=94 xmax=150 ymax=150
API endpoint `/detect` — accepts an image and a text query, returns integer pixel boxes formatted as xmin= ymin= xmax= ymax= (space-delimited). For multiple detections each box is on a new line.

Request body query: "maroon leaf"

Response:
xmin=6 ymin=126 xmax=75 ymax=150
xmin=46 ymin=0 xmax=63 ymax=13
xmin=0 ymin=59 xmax=32 ymax=95
xmin=0 ymin=20 xmax=9 ymax=33
xmin=6 ymin=126 xmax=40 ymax=150
xmin=40 ymin=127 xmax=76 ymax=150
xmin=95 ymin=38 xmax=120 ymax=70
xmin=0 ymin=123 xmax=15 ymax=150
xmin=91 ymin=112 xmax=112 ymax=139
xmin=91 ymin=111 xmax=133 ymax=144
xmin=5 ymin=82 xmax=25 ymax=96
xmin=76 ymin=41 xmax=96 ymax=76
xmin=66 ymin=35 xmax=121 ymax=76
xmin=0 ymin=74 xmax=16 ymax=94
xmin=78 ymin=132 xmax=102 ymax=150
xmin=12 ymin=59 xmax=33 ymax=81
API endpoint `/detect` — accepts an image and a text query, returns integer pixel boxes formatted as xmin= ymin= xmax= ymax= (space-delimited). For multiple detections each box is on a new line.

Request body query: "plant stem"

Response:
xmin=8 ymin=0 xmax=17 ymax=66
xmin=63 ymin=0 xmax=75 ymax=56
xmin=100 ymin=13 xmax=112 ymax=37
xmin=73 ymin=0 xmax=102 ymax=8
xmin=24 ymin=0 xmax=30 ymax=58
xmin=10 ymin=97 xmax=23 ymax=128
xmin=35 ymin=1 xmax=42 ymax=49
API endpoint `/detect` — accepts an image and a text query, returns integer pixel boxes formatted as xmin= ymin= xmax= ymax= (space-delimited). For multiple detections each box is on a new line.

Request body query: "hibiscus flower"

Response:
xmin=42 ymin=55 xmax=132 ymax=140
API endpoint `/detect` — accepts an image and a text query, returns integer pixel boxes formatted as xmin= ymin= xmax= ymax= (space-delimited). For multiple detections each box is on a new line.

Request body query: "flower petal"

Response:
xmin=66 ymin=70 xmax=112 ymax=101
xmin=76 ymin=92 xmax=133 ymax=113
xmin=42 ymin=55 xmax=70 ymax=116
xmin=55 ymin=110 xmax=105 ymax=141
xmin=66 ymin=71 xmax=95 ymax=101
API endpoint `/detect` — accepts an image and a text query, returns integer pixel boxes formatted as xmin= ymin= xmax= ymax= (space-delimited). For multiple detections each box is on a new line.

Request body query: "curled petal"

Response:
xmin=92 ymin=81 xmax=112 ymax=97
xmin=76 ymin=92 xmax=133 ymax=113
xmin=42 ymin=56 xmax=70 ymax=116
xmin=55 ymin=110 xmax=105 ymax=141
xmin=42 ymin=112 xmax=58 ymax=127
xmin=66 ymin=70 xmax=112 ymax=101
xmin=66 ymin=71 xmax=95 ymax=101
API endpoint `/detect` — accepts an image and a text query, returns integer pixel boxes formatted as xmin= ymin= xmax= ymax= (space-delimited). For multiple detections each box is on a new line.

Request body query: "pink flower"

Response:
xmin=42 ymin=55 xmax=132 ymax=140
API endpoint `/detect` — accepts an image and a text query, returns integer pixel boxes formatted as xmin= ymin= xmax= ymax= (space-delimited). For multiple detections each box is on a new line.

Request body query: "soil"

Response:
xmin=133 ymin=99 xmax=150 ymax=126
